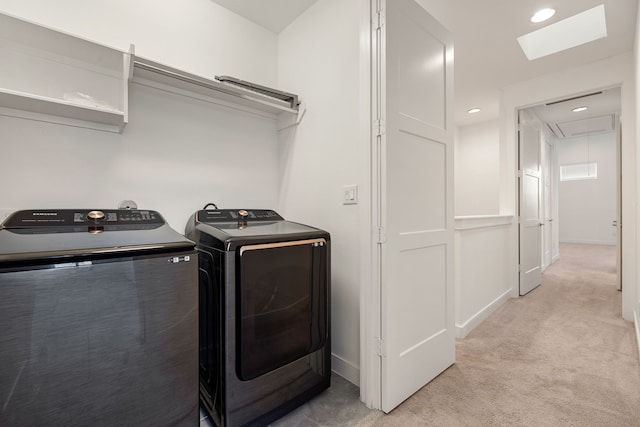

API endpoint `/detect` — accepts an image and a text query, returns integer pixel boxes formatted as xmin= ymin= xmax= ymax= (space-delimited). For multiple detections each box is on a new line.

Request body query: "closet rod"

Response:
xmin=132 ymin=58 xmax=298 ymax=111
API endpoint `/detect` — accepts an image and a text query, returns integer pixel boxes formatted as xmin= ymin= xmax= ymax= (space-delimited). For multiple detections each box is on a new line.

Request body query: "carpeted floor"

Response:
xmin=357 ymin=243 xmax=640 ymax=426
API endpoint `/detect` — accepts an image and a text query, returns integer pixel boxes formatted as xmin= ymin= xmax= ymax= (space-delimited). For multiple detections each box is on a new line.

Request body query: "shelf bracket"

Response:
xmin=121 ymin=44 xmax=135 ymax=130
xmin=127 ymin=44 xmax=135 ymax=80
xmin=277 ymin=101 xmax=306 ymax=131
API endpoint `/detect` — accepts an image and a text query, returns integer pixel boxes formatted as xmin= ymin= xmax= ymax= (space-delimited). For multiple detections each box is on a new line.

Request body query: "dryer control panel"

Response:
xmin=197 ymin=209 xmax=283 ymax=223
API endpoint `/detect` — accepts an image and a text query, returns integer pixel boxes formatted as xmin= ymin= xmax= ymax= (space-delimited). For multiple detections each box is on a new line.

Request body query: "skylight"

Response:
xmin=517 ymin=4 xmax=607 ymax=61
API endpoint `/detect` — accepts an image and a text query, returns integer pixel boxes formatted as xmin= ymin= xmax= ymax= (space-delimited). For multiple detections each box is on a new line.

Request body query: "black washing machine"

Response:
xmin=0 ymin=209 xmax=198 ymax=426
xmin=185 ymin=208 xmax=330 ymax=427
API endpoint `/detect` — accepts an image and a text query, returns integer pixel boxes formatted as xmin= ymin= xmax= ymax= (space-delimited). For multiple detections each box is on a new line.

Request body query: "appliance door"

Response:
xmin=237 ymin=238 xmax=327 ymax=381
xmin=0 ymin=252 xmax=198 ymax=427
xmin=198 ymin=248 xmax=223 ymax=425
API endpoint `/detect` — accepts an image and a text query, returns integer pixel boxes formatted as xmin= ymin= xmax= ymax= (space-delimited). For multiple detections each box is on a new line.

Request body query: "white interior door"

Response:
xmin=375 ymin=0 xmax=455 ymax=412
xmin=615 ymin=114 xmax=622 ymax=291
xmin=542 ymin=140 xmax=553 ymax=270
xmin=519 ymin=111 xmax=543 ymax=295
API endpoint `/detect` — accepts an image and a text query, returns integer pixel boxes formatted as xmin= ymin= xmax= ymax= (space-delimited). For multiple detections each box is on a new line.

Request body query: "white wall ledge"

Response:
xmin=455 ymin=215 xmax=514 ymax=230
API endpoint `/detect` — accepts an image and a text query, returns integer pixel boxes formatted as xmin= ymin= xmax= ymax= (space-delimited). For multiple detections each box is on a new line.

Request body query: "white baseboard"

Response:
xmin=559 ymin=239 xmax=616 ymax=246
xmin=635 ymin=310 xmax=640 ymax=364
xmin=332 ymin=353 xmax=360 ymax=386
xmin=456 ymin=289 xmax=512 ymax=339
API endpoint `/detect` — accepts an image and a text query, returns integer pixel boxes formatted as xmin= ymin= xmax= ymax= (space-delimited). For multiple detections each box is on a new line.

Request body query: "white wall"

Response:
xmin=0 ymin=1 xmax=281 ymax=231
xmin=502 ymin=53 xmax=636 ymax=320
xmin=556 ymin=132 xmax=617 ymax=245
xmin=0 ymin=0 xmax=278 ymax=87
xmin=0 ymin=0 xmax=365 ymax=386
xmin=0 ymin=78 xmax=281 ymax=232
xmin=277 ymin=0 xmax=364 ymax=384
xmin=455 ymin=120 xmax=500 ymax=216
xmin=454 ymin=217 xmax=513 ymax=338
xmin=453 ymin=119 xmax=513 ymax=338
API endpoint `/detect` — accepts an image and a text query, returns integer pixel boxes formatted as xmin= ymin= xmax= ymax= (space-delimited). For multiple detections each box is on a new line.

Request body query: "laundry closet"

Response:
xmin=0 ymin=0 xmax=364 ymax=396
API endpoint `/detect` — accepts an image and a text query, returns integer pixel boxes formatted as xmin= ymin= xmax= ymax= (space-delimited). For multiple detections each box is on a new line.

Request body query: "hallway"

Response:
xmin=355 ymin=242 xmax=640 ymax=426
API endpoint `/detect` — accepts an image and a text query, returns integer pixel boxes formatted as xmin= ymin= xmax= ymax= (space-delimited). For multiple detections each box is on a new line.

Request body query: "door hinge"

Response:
xmin=377 ymin=226 xmax=386 ymax=244
xmin=374 ymin=118 xmax=385 ymax=136
xmin=376 ymin=337 xmax=384 ymax=357
xmin=374 ymin=8 xmax=385 ymax=30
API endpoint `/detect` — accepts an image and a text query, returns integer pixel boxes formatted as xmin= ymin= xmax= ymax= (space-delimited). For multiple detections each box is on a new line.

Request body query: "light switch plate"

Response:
xmin=343 ymin=185 xmax=358 ymax=205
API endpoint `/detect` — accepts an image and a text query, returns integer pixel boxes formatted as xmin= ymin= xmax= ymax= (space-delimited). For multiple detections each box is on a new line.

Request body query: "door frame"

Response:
xmin=506 ymin=77 xmax=633 ymax=321
xmin=517 ymin=92 xmax=621 ymax=297
xmin=359 ymin=0 xmax=380 ymax=409
xmin=517 ymin=109 xmax=544 ymax=295
xmin=359 ymin=0 xmax=455 ymax=409
xmin=616 ymin=113 xmax=622 ymax=291
xmin=541 ymin=138 xmax=554 ymax=271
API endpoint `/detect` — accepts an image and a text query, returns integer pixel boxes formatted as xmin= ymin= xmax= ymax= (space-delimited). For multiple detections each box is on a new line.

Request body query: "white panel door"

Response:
xmin=615 ymin=115 xmax=622 ymax=291
xmin=375 ymin=0 xmax=454 ymax=412
xmin=542 ymin=140 xmax=553 ymax=270
xmin=519 ymin=112 xmax=543 ymax=295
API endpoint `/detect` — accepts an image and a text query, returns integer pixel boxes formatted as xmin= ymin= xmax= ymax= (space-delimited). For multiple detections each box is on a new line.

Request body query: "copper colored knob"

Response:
xmin=87 ymin=210 xmax=105 ymax=220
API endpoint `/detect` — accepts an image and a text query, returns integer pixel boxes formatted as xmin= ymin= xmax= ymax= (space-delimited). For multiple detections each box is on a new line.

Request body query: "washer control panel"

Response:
xmin=197 ymin=209 xmax=283 ymax=223
xmin=2 ymin=209 xmax=164 ymax=228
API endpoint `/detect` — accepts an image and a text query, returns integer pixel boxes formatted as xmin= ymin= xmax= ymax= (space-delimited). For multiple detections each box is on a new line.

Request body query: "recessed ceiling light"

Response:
xmin=517 ymin=4 xmax=607 ymax=61
xmin=531 ymin=8 xmax=556 ymax=23
xmin=572 ymin=106 xmax=588 ymax=112
xmin=467 ymin=108 xmax=481 ymax=114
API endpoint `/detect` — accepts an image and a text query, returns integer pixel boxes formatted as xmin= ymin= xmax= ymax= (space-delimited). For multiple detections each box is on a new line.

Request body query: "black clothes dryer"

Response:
xmin=0 ymin=209 xmax=198 ymax=426
xmin=185 ymin=209 xmax=330 ymax=427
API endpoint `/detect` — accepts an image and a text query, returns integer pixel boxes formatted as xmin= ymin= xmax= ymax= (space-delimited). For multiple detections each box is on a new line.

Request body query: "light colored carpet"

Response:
xmin=356 ymin=243 xmax=640 ymax=426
